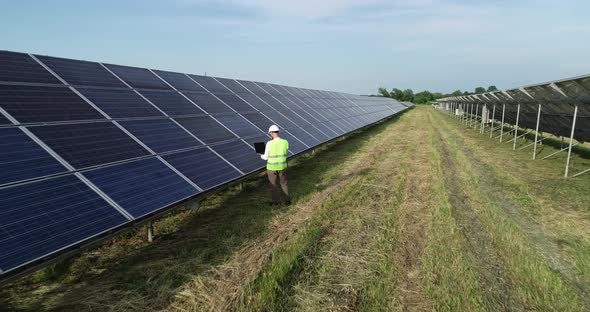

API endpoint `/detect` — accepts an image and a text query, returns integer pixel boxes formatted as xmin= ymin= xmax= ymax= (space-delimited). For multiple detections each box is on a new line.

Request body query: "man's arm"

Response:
xmin=261 ymin=141 xmax=270 ymax=160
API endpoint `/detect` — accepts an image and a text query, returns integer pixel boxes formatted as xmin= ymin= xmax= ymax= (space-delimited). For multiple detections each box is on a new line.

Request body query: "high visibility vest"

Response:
xmin=266 ymin=138 xmax=289 ymax=171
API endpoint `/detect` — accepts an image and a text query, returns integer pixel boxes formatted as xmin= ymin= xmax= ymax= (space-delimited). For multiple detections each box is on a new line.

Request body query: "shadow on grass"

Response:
xmin=0 ymin=115 xmax=403 ymax=312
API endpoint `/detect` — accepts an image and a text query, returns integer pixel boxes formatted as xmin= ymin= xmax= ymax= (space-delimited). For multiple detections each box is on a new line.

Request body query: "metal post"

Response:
xmin=147 ymin=221 xmax=154 ymax=243
xmin=239 ymin=181 xmax=244 ymax=191
xmin=469 ymin=103 xmax=474 ymax=126
xmin=480 ymin=105 xmax=485 ymax=134
xmin=533 ymin=104 xmax=542 ymax=160
xmin=500 ymin=104 xmax=506 ymax=142
xmin=565 ymin=105 xmax=578 ymax=178
xmin=473 ymin=105 xmax=483 ymax=130
xmin=490 ymin=104 xmax=496 ymax=138
xmin=513 ymin=104 xmax=521 ymax=150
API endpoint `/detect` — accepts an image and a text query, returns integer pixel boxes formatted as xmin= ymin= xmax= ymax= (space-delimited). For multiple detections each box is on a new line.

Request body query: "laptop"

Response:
xmin=254 ymin=142 xmax=266 ymax=154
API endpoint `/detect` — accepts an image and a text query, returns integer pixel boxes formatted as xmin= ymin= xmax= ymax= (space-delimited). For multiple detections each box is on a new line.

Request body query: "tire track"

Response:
xmin=434 ymin=123 xmax=524 ymax=311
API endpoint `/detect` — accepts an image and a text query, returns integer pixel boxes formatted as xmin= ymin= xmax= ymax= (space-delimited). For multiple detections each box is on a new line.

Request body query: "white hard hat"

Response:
xmin=268 ymin=125 xmax=280 ymax=133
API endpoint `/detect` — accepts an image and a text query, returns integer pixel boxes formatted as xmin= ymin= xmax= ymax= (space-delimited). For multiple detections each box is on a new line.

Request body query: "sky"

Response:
xmin=1 ymin=0 xmax=590 ymax=94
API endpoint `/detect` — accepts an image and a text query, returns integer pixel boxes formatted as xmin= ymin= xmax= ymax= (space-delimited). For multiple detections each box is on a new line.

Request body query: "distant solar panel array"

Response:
xmin=436 ymin=74 xmax=589 ymax=177
xmin=0 ymin=50 xmax=410 ymax=278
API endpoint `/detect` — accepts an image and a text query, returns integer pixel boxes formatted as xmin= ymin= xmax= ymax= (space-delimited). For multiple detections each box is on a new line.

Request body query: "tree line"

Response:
xmin=377 ymin=85 xmax=498 ymax=104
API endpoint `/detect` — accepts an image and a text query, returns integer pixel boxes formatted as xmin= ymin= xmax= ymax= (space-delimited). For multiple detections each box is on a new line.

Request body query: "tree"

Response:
xmin=487 ymin=85 xmax=498 ymax=92
xmin=451 ymin=90 xmax=463 ymax=96
xmin=378 ymin=87 xmax=390 ymax=98
xmin=390 ymin=88 xmax=404 ymax=100
xmin=401 ymin=89 xmax=414 ymax=102
xmin=474 ymin=87 xmax=486 ymax=94
xmin=414 ymin=90 xmax=433 ymax=104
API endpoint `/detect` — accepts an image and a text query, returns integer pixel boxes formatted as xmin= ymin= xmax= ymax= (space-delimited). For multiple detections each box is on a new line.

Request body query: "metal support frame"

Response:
xmin=489 ymin=104 xmax=496 ymax=138
xmin=499 ymin=104 xmax=506 ymax=142
xmin=480 ymin=105 xmax=486 ymax=134
xmin=565 ymin=105 xmax=578 ymax=178
xmin=519 ymin=137 xmax=547 ymax=150
xmin=513 ymin=104 xmax=521 ymax=150
xmin=473 ymin=104 xmax=479 ymax=130
xmin=542 ymin=143 xmax=578 ymax=160
xmin=533 ymin=104 xmax=542 ymax=160
xmin=147 ymin=221 xmax=154 ymax=243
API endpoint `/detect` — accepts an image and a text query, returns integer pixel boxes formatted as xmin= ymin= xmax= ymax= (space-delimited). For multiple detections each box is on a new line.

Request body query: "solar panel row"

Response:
xmin=0 ymin=50 xmax=410 ymax=277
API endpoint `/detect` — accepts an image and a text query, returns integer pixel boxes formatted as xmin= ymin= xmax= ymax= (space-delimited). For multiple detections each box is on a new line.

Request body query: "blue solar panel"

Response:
xmin=0 ymin=114 xmax=11 ymax=125
xmin=0 ymin=128 xmax=68 ymax=186
xmin=0 ymin=175 xmax=128 ymax=273
xmin=214 ymin=93 xmax=257 ymax=113
xmin=286 ymin=127 xmax=321 ymax=147
xmin=0 ymin=50 xmax=406 ymax=280
xmin=152 ymin=70 xmax=207 ymax=92
xmin=29 ymin=122 xmax=151 ymax=169
xmin=188 ymin=75 xmax=230 ymax=94
xmin=0 ymin=51 xmax=62 ymax=85
xmin=236 ymin=80 xmax=267 ymax=95
xmin=35 ymin=55 xmax=126 ymax=88
xmin=215 ymin=77 xmax=250 ymax=94
xmin=236 ymin=94 xmax=296 ymax=129
xmin=0 ymin=85 xmax=104 ymax=123
xmin=280 ymin=131 xmax=308 ymax=154
xmin=209 ymin=140 xmax=265 ymax=173
xmin=214 ymin=114 xmax=264 ymax=138
xmin=119 ymin=119 xmax=202 ymax=153
xmin=175 ymin=115 xmax=237 ymax=144
xmin=77 ymin=88 xmax=164 ymax=118
xmin=241 ymin=112 xmax=276 ymax=131
xmin=138 ymin=90 xmax=205 ymax=116
xmin=182 ymin=92 xmax=234 ymax=115
xmin=163 ymin=148 xmax=242 ymax=190
xmin=104 ymin=64 xmax=172 ymax=90
xmin=83 ymin=158 xmax=200 ymax=218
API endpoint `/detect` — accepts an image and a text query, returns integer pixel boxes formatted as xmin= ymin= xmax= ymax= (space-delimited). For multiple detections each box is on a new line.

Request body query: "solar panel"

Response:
xmin=138 ymin=90 xmax=205 ymax=116
xmin=35 ymin=55 xmax=127 ymax=88
xmin=0 ymin=175 xmax=128 ymax=273
xmin=152 ymin=70 xmax=207 ymax=92
xmin=119 ymin=119 xmax=202 ymax=153
xmin=175 ymin=115 xmax=238 ymax=144
xmin=240 ymin=112 xmax=276 ymax=131
xmin=209 ymin=140 xmax=265 ymax=173
xmin=0 ymin=114 xmax=11 ymax=125
xmin=0 ymin=50 xmax=408 ymax=281
xmin=0 ymin=85 xmax=104 ymax=123
xmin=182 ymin=92 xmax=234 ymax=115
xmin=104 ymin=64 xmax=172 ymax=90
xmin=213 ymin=93 xmax=257 ymax=113
xmin=0 ymin=128 xmax=68 ymax=186
xmin=280 ymin=131 xmax=307 ymax=154
xmin=77 ymin=88 xmax=165 ymax=118
xmin=162 ymin=148 xmax=242 ymax=190
xmin=0 ymin=51 xmax=62 ymax=85
xmin=188 ymin=74 xmax=230 ymax=94
xmin=215 ymin=77 xmax=250 ymax=94
xmin=214 ymin=114 xmax=265 ymax=138
xmin=83 ymin=158 xmax=200 ymax=218
xmin=29 ymin=122 xmax=151 ymax=169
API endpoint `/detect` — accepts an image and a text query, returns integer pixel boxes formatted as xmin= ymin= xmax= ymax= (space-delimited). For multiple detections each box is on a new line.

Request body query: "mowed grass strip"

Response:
xmin=431 ymin=108 xmax=588 ymax=310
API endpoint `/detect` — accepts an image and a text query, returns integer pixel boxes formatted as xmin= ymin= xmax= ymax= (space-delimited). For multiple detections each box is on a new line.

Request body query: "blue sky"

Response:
xmin=1 ymin=0 xmax=590 ymax=94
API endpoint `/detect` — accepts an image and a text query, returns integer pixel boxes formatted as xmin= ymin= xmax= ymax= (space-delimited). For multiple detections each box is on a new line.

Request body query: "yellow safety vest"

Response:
xmin=267 ymin=138 xmax=289 ymax=171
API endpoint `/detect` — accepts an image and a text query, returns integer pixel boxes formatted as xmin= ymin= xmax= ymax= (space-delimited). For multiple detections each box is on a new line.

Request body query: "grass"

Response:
xmin=1 ymin=106 xmax=589 ymax=311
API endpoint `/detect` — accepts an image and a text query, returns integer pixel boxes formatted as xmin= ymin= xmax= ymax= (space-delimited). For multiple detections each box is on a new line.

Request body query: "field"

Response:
xmin=1 ymin=106 xmax=589 ymax=311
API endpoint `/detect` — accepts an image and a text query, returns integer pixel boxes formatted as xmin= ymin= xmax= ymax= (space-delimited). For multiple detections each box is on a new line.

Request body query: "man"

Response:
xmin=261 ymin=125 xmax=291 ymax=205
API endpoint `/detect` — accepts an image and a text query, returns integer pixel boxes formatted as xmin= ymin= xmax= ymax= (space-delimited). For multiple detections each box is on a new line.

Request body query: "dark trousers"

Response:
xmin=267 ymin=170 xmax=291 ymax=204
